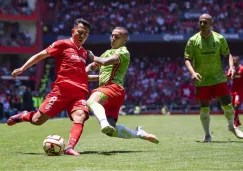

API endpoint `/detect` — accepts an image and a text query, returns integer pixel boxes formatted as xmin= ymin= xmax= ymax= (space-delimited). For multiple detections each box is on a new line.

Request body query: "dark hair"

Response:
xmin=114 ymin=27 xmax=129 ymax=37
xmin=74 ymin=18 xmax=91 ymax=30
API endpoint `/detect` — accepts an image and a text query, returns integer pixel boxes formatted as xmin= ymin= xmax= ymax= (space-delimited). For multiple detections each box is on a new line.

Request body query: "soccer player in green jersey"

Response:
xmin=86 ymin=27 xmax=159 ymax=144
xmin=184 ymin=14 xmax=243 ymax=142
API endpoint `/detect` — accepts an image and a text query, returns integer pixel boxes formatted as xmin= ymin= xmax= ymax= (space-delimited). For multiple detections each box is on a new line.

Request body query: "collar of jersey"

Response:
xmin=70 ymin=38 xmax=83 ymax=50
xmin=112 ymin=46 xmax=126 ymax=50
xmin=200 ymin=31 xmax=212 ymax=39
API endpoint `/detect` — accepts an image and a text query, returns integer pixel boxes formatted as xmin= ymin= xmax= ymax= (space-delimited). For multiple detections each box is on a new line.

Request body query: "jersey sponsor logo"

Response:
xmin=201 ymin=51 xmax=215 ymax=55
xmin=71 ymin=55 xmax=86 ymax=64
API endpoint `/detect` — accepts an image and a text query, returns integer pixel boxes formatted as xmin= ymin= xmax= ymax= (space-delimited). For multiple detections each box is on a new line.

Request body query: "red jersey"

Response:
xmin=232 ymin=64 xmax=243 ymax=93
xmin=46 ymin=38 xmax=88 ymax=92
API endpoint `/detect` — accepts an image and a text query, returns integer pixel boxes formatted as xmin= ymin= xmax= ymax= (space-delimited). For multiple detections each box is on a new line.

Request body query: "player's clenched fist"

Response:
xmin=87 ymin=50 xmax=95 ymax=61
xmin=11 ymin=68 xmax=23 ymax=78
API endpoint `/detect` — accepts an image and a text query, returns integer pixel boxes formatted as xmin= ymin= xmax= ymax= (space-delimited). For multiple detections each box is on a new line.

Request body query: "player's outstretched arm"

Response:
xmin=93 ymin=55 xmax=120 ymax=66
xmin=185 ymin=58 xmax=202 ymax=82
xmin=11 ymin=50 xmax=50 ymax=78
xmin=87 ymin=50 xmax=119 ymax=66
xmin=88 ymin=75 xmax=99 ymax=82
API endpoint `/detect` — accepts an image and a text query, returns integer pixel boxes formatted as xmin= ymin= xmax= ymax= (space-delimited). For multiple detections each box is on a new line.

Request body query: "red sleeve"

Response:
xmin=45 ymin=40 xmax=64 ymax=56
xmin=241 ymin=68 xmax=243 ymax=77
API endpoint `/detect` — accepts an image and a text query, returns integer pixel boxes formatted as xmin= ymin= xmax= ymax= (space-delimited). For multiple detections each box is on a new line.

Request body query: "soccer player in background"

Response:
xmin=184 ymin=14 xmax=243 ymax=142
xmin=7 ymin=18 xmax=91 ymax=156
xmin=230 ymin=56 xmax=243 ymax=127
xmin=86 ymin=27 xmax=159 ymax=144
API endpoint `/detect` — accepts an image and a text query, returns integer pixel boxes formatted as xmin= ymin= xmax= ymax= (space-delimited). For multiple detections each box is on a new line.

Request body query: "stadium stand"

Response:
xmin=0 ymin=0 xmax=34 ymax=16
xmin=43 ymin=0 xmax=243 ymax=35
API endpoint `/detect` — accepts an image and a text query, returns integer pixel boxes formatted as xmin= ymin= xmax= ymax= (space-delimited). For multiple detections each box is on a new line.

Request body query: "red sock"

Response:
xmin=21 ymin=111 xmax=35 ymax=122
xmin=234 ymin=110 xmax=239 ymax=122
xmin=68 ymin=123 xmax=84 ymax=149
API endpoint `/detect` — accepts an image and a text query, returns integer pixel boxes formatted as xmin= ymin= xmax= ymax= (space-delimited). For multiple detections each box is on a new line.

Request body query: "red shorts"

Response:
xmin=91 ymin=83 xmax=125 ymax=122
xmin=39 ymin=83 xmax=89 ymax=120
xmin=195 ymin=82 xmax=229 ymax=100
xmin=231 ymin=92 xmax=243 ymax=105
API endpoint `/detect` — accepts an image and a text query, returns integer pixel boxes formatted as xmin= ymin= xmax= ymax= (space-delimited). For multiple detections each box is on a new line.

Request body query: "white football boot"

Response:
xmin=136 ymin=126 xmax=159 ymax=144
xmin=228 ymin=126 xmax=243 ymax=139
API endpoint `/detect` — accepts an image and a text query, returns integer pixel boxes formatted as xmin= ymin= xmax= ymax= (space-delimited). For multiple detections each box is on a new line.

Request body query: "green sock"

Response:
xmin=200 ymin=107 xmax=211 ymax=136
xmin=222 ymin=104 xmax=234 ymax=129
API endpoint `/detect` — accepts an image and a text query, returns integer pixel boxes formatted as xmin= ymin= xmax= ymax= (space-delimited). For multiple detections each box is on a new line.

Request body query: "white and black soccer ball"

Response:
xmin=43 ymin=135 xmax=65 ymax=156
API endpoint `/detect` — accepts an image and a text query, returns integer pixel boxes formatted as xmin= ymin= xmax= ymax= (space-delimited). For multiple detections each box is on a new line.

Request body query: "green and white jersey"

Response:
xmin=99 ymin=46 xmax=130 ymax=88
xmin=184 ymin=31 xmax=230 ymax=87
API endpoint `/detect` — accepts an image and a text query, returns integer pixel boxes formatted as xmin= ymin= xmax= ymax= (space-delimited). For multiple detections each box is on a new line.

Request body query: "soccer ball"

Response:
xmin=43 ymin=135 xmax=65 ymax=156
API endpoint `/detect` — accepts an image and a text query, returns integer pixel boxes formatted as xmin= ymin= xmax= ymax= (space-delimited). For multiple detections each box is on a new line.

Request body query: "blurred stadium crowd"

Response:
xmin=0 ymin=0 xmax=33 ymax=15
xmin=42 ymin=0 xmax=243 ymax=35
xmin=2 ymin=0 xmax=243 ymax=46
xmin=0 ymin=22 xmax=32 ymax=47
xmin=1 ymin=0 xmax=243 ymax=120
xmin=0 ymin=0 xmax=33 ymax=47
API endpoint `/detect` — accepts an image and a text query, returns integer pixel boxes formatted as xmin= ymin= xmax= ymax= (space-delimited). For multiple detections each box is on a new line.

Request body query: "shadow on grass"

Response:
xmin=18 ymin=150 xmax=145 ymax=156
xmin=79 ymin=150 xmax=144 ymax=155
xmin=17 ymin=152 xmax=44 ymax=155
xmin=195 ymin=140 xmax=243 ymax=143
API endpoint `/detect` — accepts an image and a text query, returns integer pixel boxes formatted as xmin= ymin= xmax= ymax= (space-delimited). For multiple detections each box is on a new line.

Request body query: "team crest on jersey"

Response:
xmin=83 ymin=52 xmax=87 ymax=57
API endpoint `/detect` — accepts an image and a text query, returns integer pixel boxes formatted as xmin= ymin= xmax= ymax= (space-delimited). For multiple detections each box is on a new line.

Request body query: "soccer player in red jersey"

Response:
xmin=86 ymin=27 xmax=159 ymax=144
xmin=184 ymin=14 xmax=243 ymax=142
xmin=7 ymin=18 xmax=91 ymax=156
xmin=230 ymin=56 xmax=243 ymax=127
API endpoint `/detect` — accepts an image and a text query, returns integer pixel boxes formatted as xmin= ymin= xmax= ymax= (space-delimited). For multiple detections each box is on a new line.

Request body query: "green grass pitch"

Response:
xmin=1 ymin=115 xmax=243 ymax=171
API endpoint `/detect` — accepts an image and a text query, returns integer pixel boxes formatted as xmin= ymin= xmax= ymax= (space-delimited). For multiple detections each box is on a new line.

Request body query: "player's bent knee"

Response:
xmin=199 ymin=100 xmax=210 ymax=107
xmin=87 ymin=99 xmax=96 ymax=107
xmin=218 ymin=95 xmax=231 ymax=106
xmin=87 ymin=92 xmax=103 ymax=105
xmin=72 ymin=110 xmax=88 ymax=123
xmin=31 ymin=111 xmax=49 ymax=125
xmin=31 ymin=117 xmax=47 ymax=125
